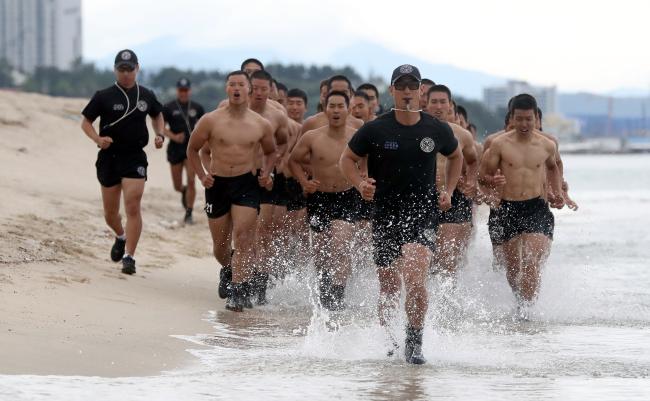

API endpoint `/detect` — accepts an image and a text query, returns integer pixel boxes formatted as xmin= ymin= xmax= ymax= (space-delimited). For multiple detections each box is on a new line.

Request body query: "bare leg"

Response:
xmin=184 ymin=160 xmax=197 ymax=209
xmin=256 ymin=204 xmax=276 ymax=274
xmin=169 ymin=162 xmax=184 ymax=193
xmin=329 ymin=220 xmax=354 ymax=286
xmin=208 ymin=213 xmax=233 ymax=267
xmin=519 ymin=233 xmax=551 ymax=302
xmin=503 ymin=237 xmax=523 ymax=299
xmin=101 ymin=184 xmax=124 ymax=236
xmin=377 ymin=265 xmax=401 ymax=326
xmin=230 ymin=205 xmax=258 ymax=284
xmin=400 ymin=243 xmax=432 ymax=330
xmin=121 ymin=178 xmax=145 ymax=256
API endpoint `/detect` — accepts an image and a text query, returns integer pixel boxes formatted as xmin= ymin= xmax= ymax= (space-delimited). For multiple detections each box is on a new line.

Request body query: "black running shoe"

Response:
xmin=218 ymin=266 xmax=232 ymax=299
xmin=242 ymin=282 xmax=254 ymax=309
xmin=184 ymin=209 xmax=193 ymax=225
xmin=110 ymin=237 xmax=126 ymax=262
xmin=405 ymin=327 xmax=427 ymax=365
xmin=254 ymin=272 xmax=269 ymax=305
xmin=225 ymin=283 xmax=244 ymax=312
xmin=121 ymin=255 xmax=136 ymax=275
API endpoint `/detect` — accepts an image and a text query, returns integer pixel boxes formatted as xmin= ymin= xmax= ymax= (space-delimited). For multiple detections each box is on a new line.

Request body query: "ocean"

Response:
xmin=1 ymin=154 xmax=649 ymax=400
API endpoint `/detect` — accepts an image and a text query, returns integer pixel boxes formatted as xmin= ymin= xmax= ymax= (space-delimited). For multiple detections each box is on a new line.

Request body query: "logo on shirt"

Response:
xmin=136 ymin=100 xmax=148 ymax=112
xmin=420 ymin=137 xmax=435 ymax=153
xmin=113 ymin=104 xmax=125 ymax=111
xmin=189 ymin=109 xmax=197 ymax=118
xmin=384 ymin=140 xmax=399 ymax=150
xmin=172 ymin=110 xmax=181 ymax=116
xmin=137 ymin=166 xmax=146 ymax=177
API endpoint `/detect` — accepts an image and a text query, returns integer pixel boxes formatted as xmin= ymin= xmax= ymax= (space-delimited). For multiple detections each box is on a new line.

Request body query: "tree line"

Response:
xmin=0 ymin=58 xmax=503 ymax=137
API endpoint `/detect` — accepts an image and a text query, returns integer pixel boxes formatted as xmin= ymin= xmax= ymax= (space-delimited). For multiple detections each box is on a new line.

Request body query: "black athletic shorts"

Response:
xmin=286 ymin=177 xmax=307 ymax=211
xmin=166 ymin=142 xmax=188 ymax=165
xmin=438 ymin=189 xmax=473 ymax=224
xmin=306 ymin=188 xmax=360 ymax=233
xmin=204 ymin=173 xmax=261 ymax=219
xmin=372 ymin=199 xmax=438 ymax=268
xmin=499 ymin=197 xmax=554 ymax=243
xmin=488 ymin=207 xmax=505 ymax=246
xmin=357 ymin=196 xmax=375 ymax=221
xmin=95 ymin=150 xmax=148 ymax=188
xmin=258 ymin=170 xmax=288 ymax=206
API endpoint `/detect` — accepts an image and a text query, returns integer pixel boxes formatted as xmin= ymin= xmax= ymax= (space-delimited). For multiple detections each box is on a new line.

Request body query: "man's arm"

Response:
xmin=545 ymin=140 xmax=564 ymax=208
xmin=150 ymin=113 xmax=165 ymax=149
xmin=187 ymin=115 xmax=213 ymax=187
xmin=443 ymin=146 xmax=463 ymax=197
xmin=81 ymin=117 xmax=113 ymax=149
xmin=288 ymin=134 xmax=312 ymax=186
xmin=259 ymin=120 xmax=279 ymax=186
xmin=340 ymin=147 xmax=375 ymax=200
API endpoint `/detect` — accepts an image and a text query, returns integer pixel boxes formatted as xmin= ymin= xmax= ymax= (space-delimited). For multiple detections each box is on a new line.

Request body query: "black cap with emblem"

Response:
xmin=176 ymin=77 xmax=191 ymax=89
xmin=114 ymin=49 xmax=138 ymax=69
xmin=391 ymin=64 xmax=421 ymax=85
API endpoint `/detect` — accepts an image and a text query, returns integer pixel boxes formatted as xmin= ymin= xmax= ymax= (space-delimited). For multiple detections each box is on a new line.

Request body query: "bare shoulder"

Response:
xmin=247 ymin=109 xmax=273 ymax=130
xmin=449 ymin=122 xmax=473 ymax=143
xmin=538 ymin=130 xmax=559 ymax=147
xmin=535 ymin=132 xmax=557 ymax=151
xmin=348 ymin=115 xmax=364 ymax=128
xmin=217 ymin=99 xmax=228 ymax=109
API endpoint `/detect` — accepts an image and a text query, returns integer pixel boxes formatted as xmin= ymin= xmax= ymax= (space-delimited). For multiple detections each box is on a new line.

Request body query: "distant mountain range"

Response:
xmin=91 ymin=37 xmax=650 ymax=117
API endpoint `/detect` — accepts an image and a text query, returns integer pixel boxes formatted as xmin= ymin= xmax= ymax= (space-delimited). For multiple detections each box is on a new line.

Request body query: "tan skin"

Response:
xmin=289 ymin=94 xmax=357 ymax=286
xmin=350 ymin=96 xmax=372 ymax=123
xmin=480 ymin=108 xmax=563 ymax=303
xmin=427 ymin=90 xmax=479 ymax=278
xmin=302 ymin=81 xmax=364 ymax=135
xmin=359 ymin=88 xmax=379 ymax=121
xmin=286 ymin=96 xmax=307 ymax=124
xmin=80 ymin=64 xmax=164 ymax=258
xmin=164 ymin=87 xmax=197 ymax=213
xmin=340 ymin=76 xmax=463 ymax=330
xmin=187 ymin=74 xmax=277 ymax=286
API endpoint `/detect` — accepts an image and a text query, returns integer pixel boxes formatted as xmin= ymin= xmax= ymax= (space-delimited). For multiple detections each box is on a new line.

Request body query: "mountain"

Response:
xmin=90 ymin=38 xmax=507 ymax=99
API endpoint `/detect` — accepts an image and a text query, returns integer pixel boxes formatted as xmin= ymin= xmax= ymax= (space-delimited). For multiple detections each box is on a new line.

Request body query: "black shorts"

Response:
xmin=286 ymin=177 xmax=307 ymax=211
xmin=372 ymin=200 xmax=438 ymax=268
xmin=438 ymin=189 xmax=473 ymax=224
xmin=95 ymin=150 xmax=148 ymax=188
xmin=357 ymin=196 xmax=375 ymax=221
xmin=488 ymin=207 xmax=505 ymax=246
xmin=258 ymin=170 xmax=288 ymax=206
xmin=306 ymin=188 xmax=360 ymax=233
xmin=499 ymin=197 xmax=554 ymax=243
xmin=204 ymin=173 xmax=261 ymax=219
xmin=167 ymin=142 xmax=188 ymax=165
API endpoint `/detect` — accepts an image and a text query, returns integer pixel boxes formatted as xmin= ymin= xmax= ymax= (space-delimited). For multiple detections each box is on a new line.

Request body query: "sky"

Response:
xmin=83 ymin=0 xmax=650 ymax=94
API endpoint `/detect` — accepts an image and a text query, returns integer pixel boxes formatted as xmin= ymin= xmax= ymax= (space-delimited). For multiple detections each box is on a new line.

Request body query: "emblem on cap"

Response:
xmin=180 ymin=79 xmax=188 ymax=86
xmin=121 ymin=51 xmax=132 ymax=61
xmin=420 ymin=137 xmax=435 ymax=153
xmin=399 ymin=64 xmax=414 ymax=74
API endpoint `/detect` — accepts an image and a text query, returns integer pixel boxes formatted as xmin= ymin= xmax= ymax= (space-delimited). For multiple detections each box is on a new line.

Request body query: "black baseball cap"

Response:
xmin=177 ymin=77 xmax=191 ymax=89
xmin=391 ymin=64 xmax=421 ymax=85
xmin=114 ymin=49 xmax=138 ymax=69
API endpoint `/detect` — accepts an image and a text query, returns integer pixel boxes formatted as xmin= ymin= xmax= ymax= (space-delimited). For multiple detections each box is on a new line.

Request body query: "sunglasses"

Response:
xmin=116 ymin=65 xmax=135 ymax=72
xmin=393 ymin=80 xmax=421 ymax=91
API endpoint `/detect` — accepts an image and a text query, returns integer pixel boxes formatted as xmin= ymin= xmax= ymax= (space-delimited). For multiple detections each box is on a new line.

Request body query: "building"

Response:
xmin=0 ymin=0 xmax=82 ymax=73
xmin=483 ymin=80 xmax=557 ymax=115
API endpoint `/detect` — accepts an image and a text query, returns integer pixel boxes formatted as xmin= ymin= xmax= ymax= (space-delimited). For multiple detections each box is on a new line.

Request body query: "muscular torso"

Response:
xmin=205 ymin=108 xmax=267 ymax=177
xmin=305 ymin=126 xmax=356 ymax=192
xmin=436 ymin=123 xmax=475 ymax=188
xmin=302 ymin=112 xmax=363 ymax=134
xmin=279 ymin=118 xmax=302 ymax=176
xmin=252 ymin=103 xmax=285 ymax=169
xmin=495 ymin=132 xmax=553 ymax=201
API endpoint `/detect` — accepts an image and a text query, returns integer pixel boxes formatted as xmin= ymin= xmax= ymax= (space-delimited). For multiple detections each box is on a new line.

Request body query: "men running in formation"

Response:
xmin=84 ymin=52 xmax=579 ymax=365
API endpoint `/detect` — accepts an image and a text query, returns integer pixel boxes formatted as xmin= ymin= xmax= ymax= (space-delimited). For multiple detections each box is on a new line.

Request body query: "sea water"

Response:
xmin=1 ymin=154 xmax=649 ymax=400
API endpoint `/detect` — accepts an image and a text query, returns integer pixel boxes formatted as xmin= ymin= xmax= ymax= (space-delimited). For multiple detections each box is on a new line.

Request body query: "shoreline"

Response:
xmin=0 ymin=90 xmax=221 ymax=377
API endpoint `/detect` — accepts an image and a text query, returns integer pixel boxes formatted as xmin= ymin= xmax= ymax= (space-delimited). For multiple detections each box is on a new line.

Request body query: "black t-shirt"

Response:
xmin=162 ymin=100 xmax=205 ymax=145
xmin=82 ymin=83 xmax=163 ymax=153
xmin=348 ymin=111 xmax=458 ymax=207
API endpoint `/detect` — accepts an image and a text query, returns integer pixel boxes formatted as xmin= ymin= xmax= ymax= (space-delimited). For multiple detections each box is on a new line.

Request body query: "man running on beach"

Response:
xmin=357 ymin=83 xmax=380 ymax=121
xmin=350 ymin=90 xmax=373 ymax=123
xmin=162 ymin=78 xmax=205 ymax=224
xmin=340 ymin=64 xmax=463 ymax=364
xmin=289 ymin=91 xmax=359 ymax=310
xmin=302 ymin=75 xmax=364 ymax=133
xmin=480 ymin=94 xmax=564 ymax=316
xmin=426 ymin=84 xmax=478 ymax=279
xmin=81 ymin=49 xmax=164 ymax=275
xmin=187 ymin=71 xmax=277 ymax=312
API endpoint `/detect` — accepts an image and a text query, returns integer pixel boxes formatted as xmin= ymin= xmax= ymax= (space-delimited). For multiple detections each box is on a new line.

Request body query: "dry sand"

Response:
xmin=0 ymin=89 xmax=222 ymax=377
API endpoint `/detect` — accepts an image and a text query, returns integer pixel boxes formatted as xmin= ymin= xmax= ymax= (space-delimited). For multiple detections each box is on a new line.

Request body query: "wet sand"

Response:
xmin=0 ymin=90 xmax=220 ymax=376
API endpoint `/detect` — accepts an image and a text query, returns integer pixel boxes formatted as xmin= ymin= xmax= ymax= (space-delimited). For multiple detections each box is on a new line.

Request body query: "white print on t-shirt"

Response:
xmin=420 ymin=137 xmax=435 ymax=153
xmin=136 ymin=100 xmax=148 ymax=112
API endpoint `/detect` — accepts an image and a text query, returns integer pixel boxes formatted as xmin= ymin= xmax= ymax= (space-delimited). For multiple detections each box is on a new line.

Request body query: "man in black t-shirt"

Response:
xmin=340 ymin=64 xmax=463 ymax=365
xmin=81 ymin=49 xmax=165 ymax=275
xmin=162 ymin=78 xmax=205 ymax=224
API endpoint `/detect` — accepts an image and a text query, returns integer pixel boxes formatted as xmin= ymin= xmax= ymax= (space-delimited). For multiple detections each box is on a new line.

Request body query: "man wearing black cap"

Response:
xmin=162 ymin=78 xmax=205 ymax=224
xmin=80 ymin=49 xmax=165 ymax=275
xmin=340 ymin=64 xmax=463 ymax=365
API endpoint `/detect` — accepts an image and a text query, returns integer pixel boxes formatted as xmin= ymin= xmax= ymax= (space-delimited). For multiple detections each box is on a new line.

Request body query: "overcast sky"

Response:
xmin=83 ymin=0 xmax=649 ymax=94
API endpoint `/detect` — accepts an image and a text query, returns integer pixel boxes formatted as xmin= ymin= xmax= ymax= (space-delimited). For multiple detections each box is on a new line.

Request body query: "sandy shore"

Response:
xmin=0 ymin=90 xmax=221 ymax=377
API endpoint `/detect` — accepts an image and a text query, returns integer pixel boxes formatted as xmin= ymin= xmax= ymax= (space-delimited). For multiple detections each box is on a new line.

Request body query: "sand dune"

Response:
xmin=0 ymin=90 xmax=221 ymax=377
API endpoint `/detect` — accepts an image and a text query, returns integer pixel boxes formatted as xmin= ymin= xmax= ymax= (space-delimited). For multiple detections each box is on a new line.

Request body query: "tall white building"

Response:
xmin=484 ymin=80 xmax=557 ymax=115
xmin=0 ymin=0 xmax=82 ymax=73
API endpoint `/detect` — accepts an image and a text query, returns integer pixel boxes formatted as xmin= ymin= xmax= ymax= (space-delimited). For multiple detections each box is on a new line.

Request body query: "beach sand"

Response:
xmin=0 ymin=90 xmax=220 ymax=377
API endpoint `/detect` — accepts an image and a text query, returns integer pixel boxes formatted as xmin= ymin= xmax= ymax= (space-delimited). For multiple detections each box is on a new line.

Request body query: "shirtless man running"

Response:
xmin=426 ymin=85 xmax=479 ymax=279
xmin=301 ymin=75 xmax=364 ymax=134
xmin=187 ymin=71 xmax=277 ymax=312
xmin=480 ymin=94 xmax=564 ymax=316
xmin=289 ymin=91 xmax=360 ymax=310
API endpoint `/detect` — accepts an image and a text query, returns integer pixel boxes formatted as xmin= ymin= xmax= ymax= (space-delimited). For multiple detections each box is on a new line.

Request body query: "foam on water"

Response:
xmin=2 ymin=155 xmax=650 ymax=400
